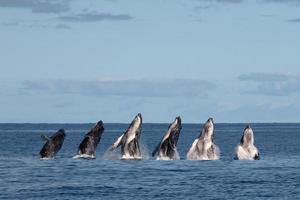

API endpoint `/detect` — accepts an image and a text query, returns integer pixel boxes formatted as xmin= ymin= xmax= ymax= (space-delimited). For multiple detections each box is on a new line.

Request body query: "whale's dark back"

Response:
xmin=152 ymin=117 xmax=182 ymax=157
xmin=40 ymin=129 xmax=66 ymax=158
xmin=78 ymin=121 xmax=104 ymax=155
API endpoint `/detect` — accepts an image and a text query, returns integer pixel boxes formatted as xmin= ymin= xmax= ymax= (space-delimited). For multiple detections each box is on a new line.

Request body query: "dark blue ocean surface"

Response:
xmin=0 ymin=123 xmax=300 ymax=199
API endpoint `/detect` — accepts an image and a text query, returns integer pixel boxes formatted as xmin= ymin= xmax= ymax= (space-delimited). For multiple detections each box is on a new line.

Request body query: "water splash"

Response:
xmin=102 ymin=141 xmax=150 ymax=160
xmin=39 ymin=157 xmax=54 ymax=160
xmin=102 ymin=148 xmax=121 ymax=160
xmin=156 ymin=148 xmax=180 ymax=160
xmin=140 ymin=142 xmax=150 ymax=160
xmin=72 ymin=154 xmax=95 ymax=159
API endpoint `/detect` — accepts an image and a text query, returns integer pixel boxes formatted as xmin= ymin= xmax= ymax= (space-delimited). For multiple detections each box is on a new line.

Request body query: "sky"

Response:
xmin=0 ymin=0 xmax=300 ymax=123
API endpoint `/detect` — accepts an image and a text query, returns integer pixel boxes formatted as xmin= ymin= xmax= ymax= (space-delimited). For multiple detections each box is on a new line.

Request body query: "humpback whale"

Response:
xmin=152 ymin=116 xmax=182 ymax=160
xmin=40 ymin=129 xmax=66 ymax=159
xmin=74 ymin=121 xmax=104 ymax=159
xmin=187 ymin=118 xmax=219 ymax=160
xmin=109 ymin=113 xmax=142 ymax=160
xmin=235 ymin=125 xmax=260 ymax=160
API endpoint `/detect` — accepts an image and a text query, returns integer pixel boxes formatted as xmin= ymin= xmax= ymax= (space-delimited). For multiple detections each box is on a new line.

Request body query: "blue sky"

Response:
xmin=1 ymin=0 xmax=300 ymax=123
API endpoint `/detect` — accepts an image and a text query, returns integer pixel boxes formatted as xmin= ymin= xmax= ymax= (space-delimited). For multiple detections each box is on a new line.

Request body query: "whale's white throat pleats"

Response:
xmin=235 ymin=125 xmax=260 ymax=160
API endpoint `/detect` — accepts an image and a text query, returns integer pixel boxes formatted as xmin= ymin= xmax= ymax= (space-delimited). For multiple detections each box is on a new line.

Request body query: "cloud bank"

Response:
xmin=193 ymin=0 xmax=300 ymax=9
xmin=264 ymin=0 xmax=300 ymax=3
xmin=239 ymin=73 xmax=300 ymax=96
xmin=22 ymin=78 xmax=216 ymax=97
xmin=0 ymin=0 xmax=71 ymax=13
xmin=197 ymin=0 xmax=300 ymax=3
xmin=58 ymin=12 xmax=133 ymax=22
xmin=287 ymin=18 xmax=300 ymax=23
xmin=198 ymin=0 xmax=243 ymax=3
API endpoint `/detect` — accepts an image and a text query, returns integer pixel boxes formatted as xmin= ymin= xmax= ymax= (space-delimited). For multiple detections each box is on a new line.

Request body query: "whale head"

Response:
xmin=96 ymin=120 xmax=103 ymax=127
xmin=94 ymin=120 xmax=104 ymax=133
xmin=171 ymin=116 xmax=181 ymax=129
xmin=126 ymin=113 xmax=142 ymax=141
xmin=58 ymin=129 xmax=66 ymax=137
xmin=201 ymin=117 xmax=214 ymax=139
xmin=170 ymin=116 xmax=182 ymax=146
xmin=241 ymin=125 xmax=254 ymax=147
xmin=134 ymin=113 xmax=142 ymax=125
xmin=132 ymin=113 xmax=142 ymax=135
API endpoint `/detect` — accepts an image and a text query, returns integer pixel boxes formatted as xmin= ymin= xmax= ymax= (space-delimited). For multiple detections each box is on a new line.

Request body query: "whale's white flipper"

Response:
xmin=109 ymin=133 xmax=125 ymax=151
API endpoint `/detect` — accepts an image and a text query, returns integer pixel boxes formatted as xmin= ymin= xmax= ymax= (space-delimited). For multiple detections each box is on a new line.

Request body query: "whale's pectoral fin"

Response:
xmin=41 ymin=134 xmax=51 ymax=141
xmin=254 ymin=152 xmax=260 ymax=160
xmin=109 ymin=134 xmax=124 ymax=151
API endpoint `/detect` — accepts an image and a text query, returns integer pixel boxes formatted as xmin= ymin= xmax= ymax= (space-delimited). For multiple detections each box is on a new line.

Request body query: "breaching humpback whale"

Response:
xmin=40 ymin=129 xmax=66 ymax=159
xmin=109 ymin=113 xmax=142 ymax=160
xmin=74 ymin=121 xmax=104 ymax=159
xmin=235 ymin=125 xmax=260 ymax=160
xmin=187 ymin=118 xmax=219 ymax=160
xmin=152 ymin=116 xmax=182 ymax=160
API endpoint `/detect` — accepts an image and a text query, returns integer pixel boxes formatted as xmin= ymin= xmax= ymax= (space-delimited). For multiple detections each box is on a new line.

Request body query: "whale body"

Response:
xmin=74 ymin=121 xmax=104 ymax=159
xmin=187 ymin=118 xmax=219 ymax=160
xmin=235 ymin=125 xmax=260 ymax=160
xmin=40 ymin=129 xmax=66 ymax=159
xmin=109 ymin=113 xmax=142 ymax=160
xmin=152 ymin=116 xmax=182 ymax=160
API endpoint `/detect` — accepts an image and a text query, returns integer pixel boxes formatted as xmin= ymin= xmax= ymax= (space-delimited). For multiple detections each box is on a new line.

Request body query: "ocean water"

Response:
xmin=0 ymin=123 xmax=300 ymax=200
